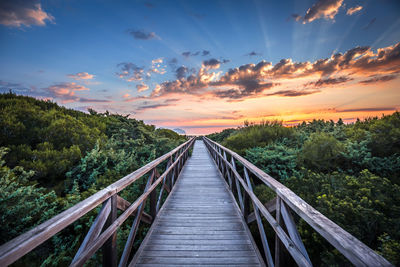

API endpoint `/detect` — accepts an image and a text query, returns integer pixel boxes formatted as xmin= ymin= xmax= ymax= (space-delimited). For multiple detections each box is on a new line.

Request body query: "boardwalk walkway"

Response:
xmin=131 ymin=140 xmax=265 ymax=266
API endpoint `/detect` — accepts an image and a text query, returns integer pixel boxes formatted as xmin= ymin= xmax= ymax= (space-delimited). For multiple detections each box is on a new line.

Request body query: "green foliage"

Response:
xmin=0 ymin=147 xmax=59 ymax=243
xmin=245 ymin=144 xmax=298 ymax=181
xmin=221 ymin=121 xmax=294 ymax=154
xmin=207 ymin=128 xmax=237 ymax=143
xmin=287 ymin=170 xmax=400 ymax=265
xmin=0 ymin=93 xmax=106 ymax=190
xmin=299 ymin=132 xmax=345 ymax=172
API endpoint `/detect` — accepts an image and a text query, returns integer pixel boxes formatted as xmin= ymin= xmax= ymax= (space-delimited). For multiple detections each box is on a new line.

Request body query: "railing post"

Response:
xmin=275 ymin=196 xmax=283 ymax=267
xmin=223 ymin=151 xmax=233 ymax=189
xmin=231 ymin=158 xmax=244 ymax=212
xmin=103 ymin=194 xmax=117 ymax=267
xmin=243 ymin=192 xmax=250 ymax=222
xmin=150 ymin=186 xmax=157 ymax=221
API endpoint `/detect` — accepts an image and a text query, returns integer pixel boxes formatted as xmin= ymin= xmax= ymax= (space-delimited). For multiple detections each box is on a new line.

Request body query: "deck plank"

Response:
xmin=130 ymin=140 xmax=264 ymax=266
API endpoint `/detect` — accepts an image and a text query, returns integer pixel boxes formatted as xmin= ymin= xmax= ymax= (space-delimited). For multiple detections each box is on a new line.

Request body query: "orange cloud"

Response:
xmin=293 ymin=0 xmax=344 ymax=24
xmin=346 ymin=5 xmax=363 ymax=15
xmin=136 ymin=83 xmax=149 ymax=92
xmin=67 ymin=72 xmax=95 ymax=80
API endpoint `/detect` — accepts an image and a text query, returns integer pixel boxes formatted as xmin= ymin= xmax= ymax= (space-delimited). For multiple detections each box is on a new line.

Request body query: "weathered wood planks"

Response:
xmin=130 ymin=140 xmax=265 ymax=266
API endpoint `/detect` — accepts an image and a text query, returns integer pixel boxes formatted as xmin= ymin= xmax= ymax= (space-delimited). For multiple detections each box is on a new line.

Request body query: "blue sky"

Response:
xmin=1 ymin=0 xmax=399 ymax=134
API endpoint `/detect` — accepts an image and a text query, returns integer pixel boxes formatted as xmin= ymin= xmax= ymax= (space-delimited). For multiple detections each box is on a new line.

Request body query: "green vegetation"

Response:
xmin=208 ymin=113 xmax=400 ymax=265
xmin=0 ymin=92 xmax=186 ymax=265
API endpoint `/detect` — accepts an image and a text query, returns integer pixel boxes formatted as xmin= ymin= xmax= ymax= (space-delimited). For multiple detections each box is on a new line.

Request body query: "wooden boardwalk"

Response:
xmin=131 ymin=140 xmax=265 ymax=266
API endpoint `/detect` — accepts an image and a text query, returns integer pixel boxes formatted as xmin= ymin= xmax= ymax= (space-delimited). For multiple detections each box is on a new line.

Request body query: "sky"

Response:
xmin=0 ymin=0 xmax=399 ymax=135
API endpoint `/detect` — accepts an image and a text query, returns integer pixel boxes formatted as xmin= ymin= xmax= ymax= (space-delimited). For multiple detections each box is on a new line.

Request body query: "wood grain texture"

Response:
xmin=130 ymin=140 xmax=265 ymax=267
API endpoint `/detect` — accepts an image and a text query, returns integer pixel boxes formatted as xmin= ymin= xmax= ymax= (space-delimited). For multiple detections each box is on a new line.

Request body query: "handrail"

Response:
xmin=0 ymin=137 xmax=196 ymax=266
xmin=203 ymin=136 xmax=393 ymax=267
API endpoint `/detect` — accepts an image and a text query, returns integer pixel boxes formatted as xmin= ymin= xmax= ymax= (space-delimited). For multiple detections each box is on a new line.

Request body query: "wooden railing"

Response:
xmin=203 ymin=137 xmax=393 ymax=267
xmin=0 ymin=137 xmax=196 ymax=266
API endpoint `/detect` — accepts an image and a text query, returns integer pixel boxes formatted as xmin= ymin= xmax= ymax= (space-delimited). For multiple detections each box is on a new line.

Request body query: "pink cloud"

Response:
xmin=0 ymin=1 xmax=54 ymax=27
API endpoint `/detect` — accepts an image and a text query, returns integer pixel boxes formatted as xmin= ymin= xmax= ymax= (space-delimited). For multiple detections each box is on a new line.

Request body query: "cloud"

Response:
xmin=245 ymin=51 xmax=262 ymax=57
xmin=266 ymin=89 xmax=320 ymax=97
xmin=305 ymin=76 xmax=352 ymax=88
xmin=176 ymin=66 xmax=188 ymax=79
xmin=128 ymin=29 xmax=159 ymax=40
xmin=211 ymin=82 xmax=276 ymax=100
xmin=296 ymin=0 xmax=344 ymax=24
xmin=0 ymin=80 xmax=23 ymax=88
xmin=337 ymin=107 xmax=396 ymax=113
xmin=0 ymin=0 xmax=54 ymax=27
xmin=116 ymin=62 xmax=144 ymax=81
xmin=42 ymin=82 xmax=95 ymax=103
xmin=363 ymin=18 xmax=376 ymax=30
xmin=182 ymin=50 xmax=211 ymax=58
xmin=78 ymin=97 xmax=111 ymax=103
xmin=346 ymin=5 xmax=363 ymax=15
xmin=136 ymin=101 xmax=171 ymax=111
xmin=168 ymin=58 xmax=178 ymax=67
xmin=152 ymin=58 xmax=163 ymax=64
xmin=45 ymin=82 xmax=88 ymax=98
xmin=136 ymin=83 xmax=149 ymax=92
xmin=149 ymin=58 xmax=166 ymax=74
xmin=358 ymin=74 xmax=398 ymax=84
xmin=182 ymin=51 xmax=191 ymax=58
xmin=67 ymin=72 xmax=94 ymax=80
xmin=202 ymin=59 xmax=221 ymax=69
xmin=149 ymin=41 xmax=400 ymax=101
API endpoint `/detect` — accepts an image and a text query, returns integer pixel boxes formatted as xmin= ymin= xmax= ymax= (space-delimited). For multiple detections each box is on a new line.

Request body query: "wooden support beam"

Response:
xmin=243 ymin=167 xmax=274 ymax=267
xmin=119 ymin=169 xmax=155 ymax=267
xmin=280 ymin=201 xmax=311 ymax=265
xmin=103 ymin=195 xmax=117 ymax=267
xmin=71 ymin=198 xmax=111 ymax=265
xmin=231 ymin=158 xmax=244 ymax=212
xmin=247 ymin=197 xmax=277 ymax=224
xmin=116 ymin=195 xmax=152 ymax=224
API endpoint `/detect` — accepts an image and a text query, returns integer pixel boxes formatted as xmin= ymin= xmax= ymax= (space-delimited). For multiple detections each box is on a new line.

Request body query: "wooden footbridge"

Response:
xmin=0 ymin=138 xmax=393 ymax=266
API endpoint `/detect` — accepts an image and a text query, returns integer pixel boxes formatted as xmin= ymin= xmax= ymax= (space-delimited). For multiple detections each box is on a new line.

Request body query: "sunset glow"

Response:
xmin=1 ymin=0 xmax=399 ymax=135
